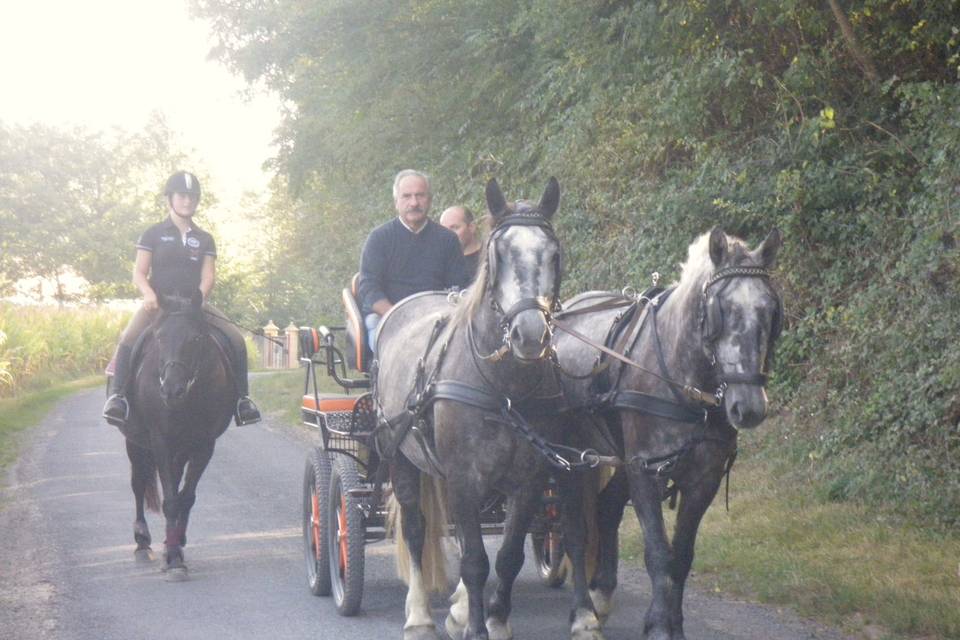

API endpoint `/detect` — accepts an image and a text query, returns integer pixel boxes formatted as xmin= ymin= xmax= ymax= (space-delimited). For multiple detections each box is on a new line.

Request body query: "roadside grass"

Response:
xmin=620 ymin=437 xmax=960 ymax=640
xmin=250 ymin=367 xmax=346 ymax=426
xmin=0 ymin=375 xmax=103 ymax=478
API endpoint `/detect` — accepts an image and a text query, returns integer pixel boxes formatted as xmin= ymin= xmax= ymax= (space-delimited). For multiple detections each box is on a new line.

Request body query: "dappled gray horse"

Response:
xmin=375 ymin=178 xmax=601 ymax=640
xmin=552 ymin=227 xmax=783 ymax=640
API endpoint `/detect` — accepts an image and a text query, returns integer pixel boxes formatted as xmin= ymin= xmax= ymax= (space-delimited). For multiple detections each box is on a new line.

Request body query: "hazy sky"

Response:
xmin=0 ymin=0 xmax=280 ymax=218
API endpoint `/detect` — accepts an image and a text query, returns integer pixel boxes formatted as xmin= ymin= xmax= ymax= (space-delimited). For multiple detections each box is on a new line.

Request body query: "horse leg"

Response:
xmin=126 ymin=440 xmax=155 ymax=562
xmin=486 ymin=485 xmax=542 ymax=640
xmin=155 ymin=445 xmax=189 ymax=579
xmin=451 ymin=498 xmax=489 ymax=640
xmin=393 ymin=457 xmax=440 ymax=640
xmin=626 ymin=471 xmax=675 ymax=640
xmin=590 ymin=469 xmax=630 ymax=622
xmin=666 ymin=468 xmax=725 ymax=640
xmin=557 ymin=470 xmax=604 ymax=640
xmin=174 ymin=440 xmax=216 ymax=550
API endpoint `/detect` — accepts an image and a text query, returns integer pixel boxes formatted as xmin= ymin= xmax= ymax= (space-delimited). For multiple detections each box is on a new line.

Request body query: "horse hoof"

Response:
xmin=134 ymin=548 xmax=155 ymax=564
xmin=402 ymin=624 xmax=440 ymax=640
xmin=571 ymin=608 xmax=603 ymax=640
xmin=444 ymin=613 xmax=465 ymax=639
xmin=163 ymin=566 xmax=188 ymax=582
xmin=589 ymin=589 xmax=614 ymax=624
xmin=485 ymin=617 xmax=512 ymax=640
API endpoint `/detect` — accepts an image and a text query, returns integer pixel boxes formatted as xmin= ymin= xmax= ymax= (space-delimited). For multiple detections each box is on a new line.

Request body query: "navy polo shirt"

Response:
xmin=136 ymin=217 xmax=217 ymax=295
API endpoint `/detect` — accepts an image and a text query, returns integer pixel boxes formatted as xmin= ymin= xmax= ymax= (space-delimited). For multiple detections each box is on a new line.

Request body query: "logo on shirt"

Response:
xmin=186 ymin=237 xmax=200 ymax=249
xmin=160 ymin=235 xmax=175 ymax=242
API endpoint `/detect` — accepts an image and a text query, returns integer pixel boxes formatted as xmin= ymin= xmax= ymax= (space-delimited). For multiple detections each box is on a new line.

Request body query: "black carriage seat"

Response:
xmin=343 ymin=273 xmax=373 ymax=373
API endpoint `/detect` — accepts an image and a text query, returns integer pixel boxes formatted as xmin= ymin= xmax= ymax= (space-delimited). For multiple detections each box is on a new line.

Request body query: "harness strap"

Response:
xmin=604 ymin=390 xmax=705 ymax=424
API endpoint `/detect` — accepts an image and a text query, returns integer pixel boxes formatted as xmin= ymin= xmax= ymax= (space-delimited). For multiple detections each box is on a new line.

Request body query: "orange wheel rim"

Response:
xmin=311 ymin=492 xmax=321 ymax=559
xmin=338 ymin=494 xmax=348 ymax=571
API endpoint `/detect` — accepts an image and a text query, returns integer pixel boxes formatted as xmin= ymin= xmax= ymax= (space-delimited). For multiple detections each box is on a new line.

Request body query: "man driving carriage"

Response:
xmin=102 ymin=171 xmax=261 ymax=428
xmin=358 ymin=169 xmax=469 ymax=351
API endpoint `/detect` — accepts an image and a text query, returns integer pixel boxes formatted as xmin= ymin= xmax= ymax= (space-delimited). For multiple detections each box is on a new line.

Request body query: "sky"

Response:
xmin=0 ymin=0 xmax=280 ymax=240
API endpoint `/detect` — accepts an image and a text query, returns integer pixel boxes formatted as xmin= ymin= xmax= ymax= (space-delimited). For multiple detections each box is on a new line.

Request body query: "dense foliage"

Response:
xmin=0 ymin=303 xmax=128 ymax=397
xmin=196 ymin=0 xmax=960 ymax=523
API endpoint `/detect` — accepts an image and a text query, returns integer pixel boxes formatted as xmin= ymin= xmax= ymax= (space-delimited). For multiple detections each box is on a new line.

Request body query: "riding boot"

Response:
xmin=103 ymin=344 xmax=133 ymax=427
xmin=233 ymin=349 xmax=261 ymax=426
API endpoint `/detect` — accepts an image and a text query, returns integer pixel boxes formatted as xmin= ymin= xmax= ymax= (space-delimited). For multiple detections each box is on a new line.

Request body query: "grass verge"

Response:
xmin=620 ymin=432 xmax=960 ymax=640
xmin=0 ymin=375 xmax=103 ymax=478
xmin=250 ymin=367 xmax=346 ymax=426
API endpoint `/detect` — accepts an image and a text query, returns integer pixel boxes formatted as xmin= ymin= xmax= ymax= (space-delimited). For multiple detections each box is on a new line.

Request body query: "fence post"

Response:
xmin=285 ymin=322 xmax=299 ymax=368
xmin=262 ymin=320 xmax=279 ymax=369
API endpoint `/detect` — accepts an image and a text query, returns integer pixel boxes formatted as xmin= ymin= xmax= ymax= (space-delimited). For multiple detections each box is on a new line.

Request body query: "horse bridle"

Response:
xmin=698 ymin=265 xmax=781 ymax=390
xmin=156 ymin=311 xmax=208 ymax=396
xmin=473 ymin=210 xmax=562 ymax=362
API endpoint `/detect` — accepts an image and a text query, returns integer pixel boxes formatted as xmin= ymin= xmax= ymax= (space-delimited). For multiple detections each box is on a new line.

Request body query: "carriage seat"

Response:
xmin=342 ymin=273 xmax=373 ymax=373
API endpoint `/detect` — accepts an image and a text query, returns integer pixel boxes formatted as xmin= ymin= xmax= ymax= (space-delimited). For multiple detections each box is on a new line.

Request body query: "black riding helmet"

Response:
xmin=164 ymin=171 xmax=202 ymax=200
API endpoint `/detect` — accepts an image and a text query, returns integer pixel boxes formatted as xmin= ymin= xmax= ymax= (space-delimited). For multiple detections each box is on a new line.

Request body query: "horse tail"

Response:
xmin=144 ymin=468 xmax=161 ymax=513
xmin=387 ymin=476 xmax=449 ymax=593
xmin=567 ymin=466 xmax=615 ymax=582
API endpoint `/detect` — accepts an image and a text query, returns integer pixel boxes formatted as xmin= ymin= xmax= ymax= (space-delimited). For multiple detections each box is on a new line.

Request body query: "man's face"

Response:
xmin=170 ymin=192 xmax=199 ymax=219
xmin=394 ymin=175 xmax=431 ymax=230
xmin=440 ymin=207 xmax=476 ymax=250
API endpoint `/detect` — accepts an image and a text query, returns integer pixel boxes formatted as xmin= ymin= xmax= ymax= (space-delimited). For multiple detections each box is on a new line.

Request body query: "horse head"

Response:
xmin=700 ymin=227 xmax=783 ymax=429
xmin=482 ymin=177 xmax=562 ymax=362
xmin=154 ymin=289 xmax=208 ymax=409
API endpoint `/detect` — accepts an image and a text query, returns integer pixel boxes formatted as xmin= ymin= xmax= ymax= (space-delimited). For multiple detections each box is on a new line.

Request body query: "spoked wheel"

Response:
xmin=532 ymin=484 xmax=567 ymax=587
xmin=328 ymin=455 xmax=365 ymax=616
xmin=302 ymin=448 xmax=332 ymax=596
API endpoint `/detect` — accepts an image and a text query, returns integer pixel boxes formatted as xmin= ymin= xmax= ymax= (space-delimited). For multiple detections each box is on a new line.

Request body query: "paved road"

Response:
xmin=0 ymin=387 xmax=851 ymax=640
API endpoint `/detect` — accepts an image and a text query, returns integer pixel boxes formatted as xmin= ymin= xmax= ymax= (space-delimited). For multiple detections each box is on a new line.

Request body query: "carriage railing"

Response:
xmin=301 ymin=325 xmax=371 ymax=391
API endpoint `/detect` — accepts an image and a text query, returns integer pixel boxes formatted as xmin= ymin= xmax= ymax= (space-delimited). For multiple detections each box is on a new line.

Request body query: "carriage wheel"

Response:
xmin=328 ymin=455 xmax=365 ymax=616
xmin=302 ymin=448 xmax=332 ymax=596
xmin=532 ymin=485 xmax=567 ymax=587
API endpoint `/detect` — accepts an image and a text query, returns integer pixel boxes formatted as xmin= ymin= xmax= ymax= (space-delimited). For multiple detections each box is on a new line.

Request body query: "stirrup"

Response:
xmin=235 ymin=397 xmax=261 ymax=426
xmin=103 ymin=394 xmax=129 ymax=427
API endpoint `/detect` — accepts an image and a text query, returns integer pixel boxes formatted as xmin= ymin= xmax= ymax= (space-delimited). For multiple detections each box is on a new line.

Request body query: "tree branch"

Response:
xmin=826 ymin=0 xmax=879 ymax=85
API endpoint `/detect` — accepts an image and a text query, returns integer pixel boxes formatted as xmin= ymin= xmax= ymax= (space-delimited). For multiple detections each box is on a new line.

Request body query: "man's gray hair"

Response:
xmin=393 ymin=169 xmax=432 ymax=199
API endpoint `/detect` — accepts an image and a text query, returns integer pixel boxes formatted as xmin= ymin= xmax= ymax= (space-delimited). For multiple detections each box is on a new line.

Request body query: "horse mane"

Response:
xmin=671 ymin=230 xmax=751 ymax=303
xmin=451 ymin=200 xmax=540 ymax=327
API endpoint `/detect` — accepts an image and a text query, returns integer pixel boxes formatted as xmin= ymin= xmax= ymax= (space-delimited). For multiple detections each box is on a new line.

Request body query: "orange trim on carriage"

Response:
xmin=301 ymin=395 xmax=359 ymax=413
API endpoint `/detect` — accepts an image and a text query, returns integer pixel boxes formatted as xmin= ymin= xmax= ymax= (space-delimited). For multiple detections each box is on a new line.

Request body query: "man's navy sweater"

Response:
xmin=358 ymin=217 xmax=468 ymax=314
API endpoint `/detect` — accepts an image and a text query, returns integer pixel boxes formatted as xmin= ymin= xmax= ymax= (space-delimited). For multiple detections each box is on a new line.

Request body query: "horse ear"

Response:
xmin=708 ymin=227 xmax=727 ymax=267
xmin=755 ymin=228 xmax=782 ymax=269
xmin=486 ymin=178 xmax=508 ymax=221
xmin=538 ymin=177 xmax=560 ymax=219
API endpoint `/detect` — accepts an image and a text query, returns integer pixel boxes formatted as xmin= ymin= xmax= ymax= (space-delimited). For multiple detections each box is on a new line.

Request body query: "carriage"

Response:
xmin=296 ymin=275 xmax=566 ymax=617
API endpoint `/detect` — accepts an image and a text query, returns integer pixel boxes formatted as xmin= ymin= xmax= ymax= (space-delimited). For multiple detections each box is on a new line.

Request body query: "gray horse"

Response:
xmin=375 ymin=178 xmax=601 ymax=640
xmin=552 ymin=227 xmax=783 ymax=640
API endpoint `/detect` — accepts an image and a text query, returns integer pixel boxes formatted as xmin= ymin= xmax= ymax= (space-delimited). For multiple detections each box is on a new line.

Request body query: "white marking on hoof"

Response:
xmin=589 ymin=588 xmax=614 ymax=622
xmin=404 ymin=564 xmax=433 ymax=628
xmin=402 ymin=624 xmax=440 ymax=640
xmin=444 ymin=613 xmax=464 ymax=639
xmin=485 ymin=616 xmax=512 ymax=640
xmin=571 ymin=607 xmax=603 ymax=640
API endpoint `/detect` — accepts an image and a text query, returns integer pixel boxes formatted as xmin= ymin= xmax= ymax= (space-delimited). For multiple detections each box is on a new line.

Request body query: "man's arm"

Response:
xmin=358 ymin=226 xmax=391 ymax=313
xmin=443 ymin=232 xmax=469 ymax=290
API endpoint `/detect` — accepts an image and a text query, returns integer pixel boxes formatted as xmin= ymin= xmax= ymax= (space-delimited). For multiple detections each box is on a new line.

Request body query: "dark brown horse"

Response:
xmin=120 ymin=289 xmax=236 ymax=580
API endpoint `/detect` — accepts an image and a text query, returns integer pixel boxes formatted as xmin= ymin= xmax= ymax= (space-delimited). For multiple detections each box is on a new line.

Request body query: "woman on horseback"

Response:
xmin=102 ymin=170 xmax=260 ymax=428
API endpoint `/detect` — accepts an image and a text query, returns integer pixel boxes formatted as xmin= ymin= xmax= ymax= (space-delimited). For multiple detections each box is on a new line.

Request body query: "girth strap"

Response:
xmin=603 ymin=390 xmax=706 ymax=424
